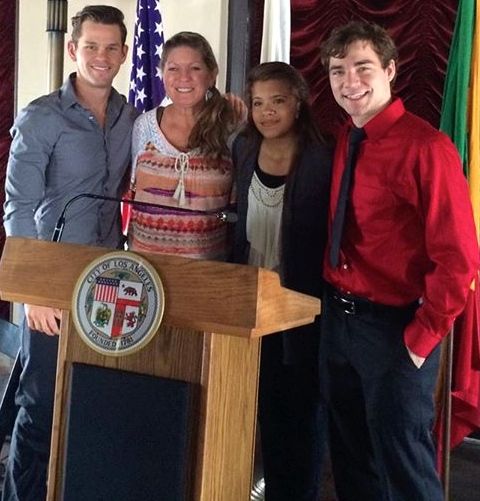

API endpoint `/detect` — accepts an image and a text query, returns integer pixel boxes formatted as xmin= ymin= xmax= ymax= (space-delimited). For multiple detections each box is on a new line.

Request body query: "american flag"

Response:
xmin=129 ymin=0 xmax=166 ymax=112
xmin=94 ymin=277 xmax=119 ymax=303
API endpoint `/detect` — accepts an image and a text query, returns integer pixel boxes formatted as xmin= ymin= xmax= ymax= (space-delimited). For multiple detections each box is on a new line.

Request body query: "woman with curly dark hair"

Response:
xmin=232 ymin=61 xmax=332 ymax=500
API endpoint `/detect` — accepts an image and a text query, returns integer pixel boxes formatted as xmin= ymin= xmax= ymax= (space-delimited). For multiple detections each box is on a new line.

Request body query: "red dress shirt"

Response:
xmin=324 ymin=98 xmax=479 ymax=357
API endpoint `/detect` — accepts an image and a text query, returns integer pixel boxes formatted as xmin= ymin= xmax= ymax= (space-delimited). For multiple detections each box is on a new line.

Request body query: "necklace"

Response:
xmin=250 ymin=172 xmax=285 ymax=208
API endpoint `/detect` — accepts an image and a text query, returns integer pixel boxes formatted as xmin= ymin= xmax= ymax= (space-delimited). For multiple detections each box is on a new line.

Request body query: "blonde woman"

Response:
xmin=128 ymin=32 xmax=239 ymax=259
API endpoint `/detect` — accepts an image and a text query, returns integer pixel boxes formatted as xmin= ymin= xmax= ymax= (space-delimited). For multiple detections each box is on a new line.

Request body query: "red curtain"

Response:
xmin=250 ymin=0 xmax=265 ymax=69
xmin=289 ymin=0 xmax=458 ymax=135
xmin=0 ymin=0 xmax=16 ymax=319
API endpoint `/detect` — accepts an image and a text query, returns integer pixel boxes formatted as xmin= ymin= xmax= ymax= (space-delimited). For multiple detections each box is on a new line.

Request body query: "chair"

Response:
xmin=0 ymin=319 xmax=21 ymax=449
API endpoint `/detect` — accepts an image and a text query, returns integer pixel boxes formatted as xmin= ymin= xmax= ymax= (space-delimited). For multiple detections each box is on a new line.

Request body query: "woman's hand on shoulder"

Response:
xmin=224 ymin=93 xmax=248 ymax=125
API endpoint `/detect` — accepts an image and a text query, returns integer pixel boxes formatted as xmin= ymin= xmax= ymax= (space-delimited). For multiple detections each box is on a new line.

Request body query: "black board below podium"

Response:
xmin=62 ymin=363 xmax=194 ymax=501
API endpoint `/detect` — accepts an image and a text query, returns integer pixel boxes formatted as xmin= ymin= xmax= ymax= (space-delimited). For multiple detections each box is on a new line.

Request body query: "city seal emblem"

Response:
xmin=72 ymin=251 xmax=165 ymax=356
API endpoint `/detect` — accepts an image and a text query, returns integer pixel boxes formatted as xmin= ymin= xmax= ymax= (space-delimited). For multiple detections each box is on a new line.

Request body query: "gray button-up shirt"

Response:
xmin=3 ymin=73 xmax=139 ymax=248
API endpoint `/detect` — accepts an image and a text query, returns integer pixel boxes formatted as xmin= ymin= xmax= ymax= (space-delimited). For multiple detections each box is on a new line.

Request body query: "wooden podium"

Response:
xmin=0 ymin=237 xmax=320 ymax=501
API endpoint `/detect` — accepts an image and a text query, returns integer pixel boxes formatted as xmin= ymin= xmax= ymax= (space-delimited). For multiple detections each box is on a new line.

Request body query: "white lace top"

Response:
xmin=246 ymin=171 xmax=285 ymax=270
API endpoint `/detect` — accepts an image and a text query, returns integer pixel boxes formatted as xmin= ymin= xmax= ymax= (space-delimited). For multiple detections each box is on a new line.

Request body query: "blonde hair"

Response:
xmin=161 ymin=32 xmax=234 ymax=158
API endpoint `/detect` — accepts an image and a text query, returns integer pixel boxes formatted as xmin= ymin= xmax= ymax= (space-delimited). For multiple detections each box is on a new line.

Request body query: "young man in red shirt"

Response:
xmin=320 ymin=21 xmax=478 ymax=500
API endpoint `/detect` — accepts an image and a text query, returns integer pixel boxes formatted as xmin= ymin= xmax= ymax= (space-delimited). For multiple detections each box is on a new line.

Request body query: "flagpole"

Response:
xmin=442 ymin=326 xmax=454 ymax=499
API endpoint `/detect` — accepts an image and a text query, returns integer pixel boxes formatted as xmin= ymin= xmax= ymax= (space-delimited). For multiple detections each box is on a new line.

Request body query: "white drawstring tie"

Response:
xmin=173 ymin=152 xmax=189 ymax=206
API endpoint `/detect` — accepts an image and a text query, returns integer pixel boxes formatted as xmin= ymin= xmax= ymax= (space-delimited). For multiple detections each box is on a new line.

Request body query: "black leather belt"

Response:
xmin=326 ymin=284 xmax=418 ymax=317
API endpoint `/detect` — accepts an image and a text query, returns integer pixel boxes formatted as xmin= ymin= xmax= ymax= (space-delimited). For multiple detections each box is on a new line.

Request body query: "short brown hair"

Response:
xmin=71 ymin=5 xmax=127 ymax=45
xmin=320 ymin=21 xmax=398 ymax=70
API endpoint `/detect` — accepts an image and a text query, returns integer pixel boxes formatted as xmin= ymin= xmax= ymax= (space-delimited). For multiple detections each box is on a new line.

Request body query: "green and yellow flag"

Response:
xmin=437 ymin=0 xmax=480 ymax=458
xmin=439 ymin=0 xmax=475 ymax=176
xmin=469 ymin=0 xmax=480 ymax=235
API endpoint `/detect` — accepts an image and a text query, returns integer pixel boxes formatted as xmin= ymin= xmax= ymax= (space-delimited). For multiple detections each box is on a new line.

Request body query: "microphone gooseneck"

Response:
xmin=51 ymin=193 xmax=237 ymax=242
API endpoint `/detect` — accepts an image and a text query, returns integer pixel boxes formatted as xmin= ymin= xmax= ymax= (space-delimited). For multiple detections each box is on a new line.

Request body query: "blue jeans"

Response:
xmin=320 ymin=292 xmax=443 ymax=501
xmin=2 ymin=319 xmax=58 ymax=501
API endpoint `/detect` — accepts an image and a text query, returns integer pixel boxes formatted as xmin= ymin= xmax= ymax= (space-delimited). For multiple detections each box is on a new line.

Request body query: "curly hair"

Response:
xmin=320 ymin=21 xmax=398 ymax=71
xmin=161 ymin=31 xmax=234 ymax=158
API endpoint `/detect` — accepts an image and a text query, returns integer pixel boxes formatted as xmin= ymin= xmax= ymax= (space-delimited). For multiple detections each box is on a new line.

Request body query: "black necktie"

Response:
xmin=329 ymin=126 xmax=365 ymax=267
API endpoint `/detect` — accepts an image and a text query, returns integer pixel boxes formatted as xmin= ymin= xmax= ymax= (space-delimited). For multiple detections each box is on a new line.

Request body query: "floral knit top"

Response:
xmin=128 ymin=108 xmax=234 ymax=260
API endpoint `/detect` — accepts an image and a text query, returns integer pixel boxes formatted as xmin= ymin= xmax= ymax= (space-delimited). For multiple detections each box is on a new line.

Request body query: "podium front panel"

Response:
xmin=62 ymin=363 xmax=195 ymax=500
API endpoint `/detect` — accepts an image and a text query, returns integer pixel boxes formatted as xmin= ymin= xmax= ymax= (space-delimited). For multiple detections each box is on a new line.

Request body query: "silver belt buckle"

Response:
xmin=339 ymin=296 xmax=356 ymax=315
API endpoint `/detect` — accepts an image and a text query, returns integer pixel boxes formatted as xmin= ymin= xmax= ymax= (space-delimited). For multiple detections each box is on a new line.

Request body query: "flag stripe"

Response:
xmin=95 ymin=284 xmax=118 ymax=303
xmin=469 ymin=0 xmax=480 ymax=237
xmin=439 ymin=0 xmax=475 ymax=174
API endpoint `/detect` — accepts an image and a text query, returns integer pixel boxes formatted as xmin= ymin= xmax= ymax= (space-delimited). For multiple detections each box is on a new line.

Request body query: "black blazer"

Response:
xmin=231 ymin=133 xmax=332 ymax=364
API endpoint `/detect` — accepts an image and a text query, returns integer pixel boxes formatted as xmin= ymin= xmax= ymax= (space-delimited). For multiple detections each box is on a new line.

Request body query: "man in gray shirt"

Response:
xmin=2 ymin=6 xmax=138 ymax=500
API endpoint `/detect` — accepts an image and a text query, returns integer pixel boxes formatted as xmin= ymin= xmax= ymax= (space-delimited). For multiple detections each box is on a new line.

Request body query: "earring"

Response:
xmin=205 ymin=88 xmax=213 ymax=101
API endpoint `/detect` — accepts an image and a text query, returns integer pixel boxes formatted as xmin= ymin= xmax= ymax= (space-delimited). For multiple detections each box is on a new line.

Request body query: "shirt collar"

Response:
xmin=59 ymin=73 xmax=79 ymax=110
xmin=350 ymin=98 xmax=405 ymax=140
xmin=59 ymin=72 xmax=124 ymax=118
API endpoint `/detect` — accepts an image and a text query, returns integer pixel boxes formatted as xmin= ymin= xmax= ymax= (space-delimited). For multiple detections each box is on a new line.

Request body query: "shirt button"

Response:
xmin=342 ymin=263 xmax=349 ymax=270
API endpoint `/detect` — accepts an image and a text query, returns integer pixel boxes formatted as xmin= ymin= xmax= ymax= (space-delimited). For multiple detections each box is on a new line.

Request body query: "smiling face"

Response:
xmin=328 ymin=40 xmax=395 ymax=127
xmin=67 ymin=20 xmax=127 ymax=91
xmin=162 ymin=46 xmax=217 ymax=113
xmin=251 ymin=79 xmax=299 ymax=140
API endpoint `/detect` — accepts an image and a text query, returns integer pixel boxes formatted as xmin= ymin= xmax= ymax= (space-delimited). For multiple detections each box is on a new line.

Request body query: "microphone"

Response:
xmin=51 ymin=193 xmax=237 ymax=242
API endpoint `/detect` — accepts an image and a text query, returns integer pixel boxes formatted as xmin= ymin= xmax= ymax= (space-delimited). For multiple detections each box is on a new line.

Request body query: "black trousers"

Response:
xmin=320 ymin=291 xmax=443 ymax=501
xmin=259 ymin=333 xmax=326 ymax=501
xmin=2 ymin=320 xmax=58 ymax=501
